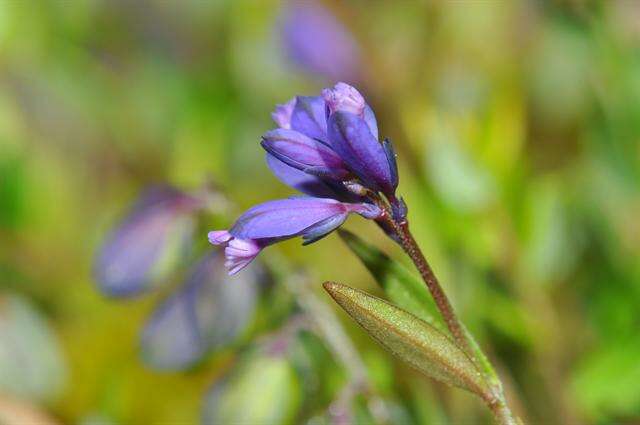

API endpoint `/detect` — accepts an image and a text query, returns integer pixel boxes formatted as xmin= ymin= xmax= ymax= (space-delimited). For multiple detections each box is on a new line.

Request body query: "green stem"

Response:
xmin=378 ymin=208 xmax=518 ymax=425
xmin=486 ymin=397 xmax=517 ymax=425
xmin=391 ymin=218 xmax=470 ymax=355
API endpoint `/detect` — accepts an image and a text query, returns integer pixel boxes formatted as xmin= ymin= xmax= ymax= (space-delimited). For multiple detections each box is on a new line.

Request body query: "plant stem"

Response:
xmin=391 ymin=218 xmax=470 ymax=354
xmin=282 ymin=270 xmax=390 ymax=424
xmin=377 ymin=208 xmax=518 ymax=425
xmin=487 ymin=398 xmax=517 ymax=425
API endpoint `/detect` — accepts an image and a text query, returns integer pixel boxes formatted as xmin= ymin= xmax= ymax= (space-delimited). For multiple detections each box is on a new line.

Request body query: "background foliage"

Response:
xmin=0 ymin=1 xmax=639 ymax=424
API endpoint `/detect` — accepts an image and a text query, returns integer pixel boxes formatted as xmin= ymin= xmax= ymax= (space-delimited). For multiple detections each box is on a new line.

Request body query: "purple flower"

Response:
xmin=209 ymin=197 xmax=381 ymax=275
xmin=141 ymin=252 xmax=261 ymax=370
xmin=95 ymin=186 xmax=202 ymax=297
xmin=281 ymin=2 xmax=360 ymax=82
xmin=264 ymin=84 xmax=392 ymax=197
xmin=210 ymin=82 xmax=402 ymax=274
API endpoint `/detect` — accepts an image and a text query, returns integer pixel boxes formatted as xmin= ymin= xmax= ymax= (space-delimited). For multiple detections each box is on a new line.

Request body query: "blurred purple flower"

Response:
xmin=94 ymin=186 xmax=202 ymax=297
xmin=281 ymin=1 xmax=361 ymax=81
xmin=141 ymin=252 xmax=261 ymax=370
xmin=209 ymin=198 xmax=381 ymax=275
xmin=209 ymin=82 xmax=401 ymax=275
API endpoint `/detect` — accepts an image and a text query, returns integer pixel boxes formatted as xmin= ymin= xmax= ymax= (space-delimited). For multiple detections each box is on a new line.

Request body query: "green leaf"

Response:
xmin=338 ymin=230 xmax=445 ymax=332
xmin=323 ymin=282 xmax=489 ymax=398
xmin=339 ymin=230 xmax=502 ymax=387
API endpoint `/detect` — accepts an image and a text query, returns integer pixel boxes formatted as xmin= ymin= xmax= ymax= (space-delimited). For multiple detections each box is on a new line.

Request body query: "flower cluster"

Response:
xmin=209 ymin=83 xmax=401 ymax=275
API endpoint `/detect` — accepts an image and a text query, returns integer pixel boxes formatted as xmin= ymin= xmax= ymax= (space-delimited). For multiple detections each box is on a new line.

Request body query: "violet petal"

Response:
xmin=322 ymin=82 xmax=366 ymax=116
xmin=272 ymin=97 xmax=296 ymax=129
xmin=327 ymin=111 xmax=395 ymax=196
xmin=290 ymin=96 xmax=328 ymax=141
xmin=261 ymin=128 xmax=349 ymax=180
xmin=364 ymin=104 xmax=379 ymax=140
xmin=301 ymin=213 xmax=348 ymax=245
xmin=230 ymin=197 xmax=349 ymax=240
xmin=266 ymin=154 xmax=338 ymax=199
xmin=382 ymin=138 xmax=399 ymax=190
xmin=229 ymin=197 xmax=377 ymax=241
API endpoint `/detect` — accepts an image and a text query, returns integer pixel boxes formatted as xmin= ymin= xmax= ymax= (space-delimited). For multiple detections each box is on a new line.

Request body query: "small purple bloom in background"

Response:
xmin=209 ymin=82 xmax=399 ymax=275
xmin=94 ymin=186 xmax=202 ymax=297
xmin=281 ymin=1 xmax=361 ymax=82
xmin=141 ymin=252 xmax=261 ymax=370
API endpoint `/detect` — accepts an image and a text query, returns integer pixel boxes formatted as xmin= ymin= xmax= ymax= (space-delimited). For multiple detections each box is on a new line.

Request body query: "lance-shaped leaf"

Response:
xmin=339 ymin=230 xmax=502 ymax=387
xmin=338 ymin=230 xmax=445 ymax=332
xmin=323 ymin=282 xmax=489 ymax=398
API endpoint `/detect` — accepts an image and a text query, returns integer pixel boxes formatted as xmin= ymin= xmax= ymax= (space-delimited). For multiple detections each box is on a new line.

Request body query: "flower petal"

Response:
xmin=364 ymin=104 xmax=379 ymax=140
xmin=323 ymin=82 xmax=378 ymax=138
xmin=224 ymin=238 xmax=263 ymax=276
xmin=301 ymin=213 xmax=348 ymax=245
xmin=271 ymin=97 xmax=296 ymax=129
xmin=261 ymin=129 xmax=349 ymax=180
xmin=208 ymin=230 xmax=232 ymax=245
xmin=327 ymin=111 xmax=395 ymax=196
xmin=266 ymin=154 xmax=337 ymax=198
xmin=290 ymin=96 xmax=327 ymax=141
xmin=229 ymin=197 xmax=348 ymax=240
xmin=323 ymin=82 xmax=365 ymax=116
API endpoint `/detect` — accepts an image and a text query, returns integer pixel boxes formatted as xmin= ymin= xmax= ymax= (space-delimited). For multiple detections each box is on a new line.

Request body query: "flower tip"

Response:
xmin=271 ymin=98 xmax=296 ymax=129
xmin=208 ymin=230 xmax=232 ymax=245
xmin=323 ymin=82 xmax=365 ymax=116
xmin=223 ymin=238 xmax=262 ymax=276
xmin=354 ymin=203 xmax=383 ymax=220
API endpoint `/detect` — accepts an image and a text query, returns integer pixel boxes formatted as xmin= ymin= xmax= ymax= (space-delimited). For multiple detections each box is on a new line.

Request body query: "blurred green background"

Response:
xmin=1 ymin=0 xmax=639 ymax=424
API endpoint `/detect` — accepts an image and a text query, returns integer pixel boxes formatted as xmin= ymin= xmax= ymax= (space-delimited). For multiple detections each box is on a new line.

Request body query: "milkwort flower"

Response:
xmin=209 ymin=83 xmax=402 ymax=275
xmin=141 ymin=252 xmax=261 ymax=370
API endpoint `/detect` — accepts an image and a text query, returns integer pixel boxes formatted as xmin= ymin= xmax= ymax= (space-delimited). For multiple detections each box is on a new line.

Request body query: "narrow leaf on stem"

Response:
xmin=323 ymin=282 xmax=490 ymax=398
xmin=338 ymin=229 xmax=446 ymax=332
